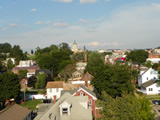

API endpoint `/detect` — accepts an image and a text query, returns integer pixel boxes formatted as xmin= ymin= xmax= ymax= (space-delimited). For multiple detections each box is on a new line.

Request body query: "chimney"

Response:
xmin=53 ymin=95 xmax=56 ymax=104
xmin=85 ymin=81 xmax=88 ymax=88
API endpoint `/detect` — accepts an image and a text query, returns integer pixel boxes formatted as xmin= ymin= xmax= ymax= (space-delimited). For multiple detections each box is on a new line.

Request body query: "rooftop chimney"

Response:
xmin=53 ymin=95 xmax=56 ymax=104
xmin=85 ymin=81 xmax=88 ymax=88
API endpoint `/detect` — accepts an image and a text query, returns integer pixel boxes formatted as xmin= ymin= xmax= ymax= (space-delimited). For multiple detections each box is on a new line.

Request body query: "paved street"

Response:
xmin=153 ymin=104 xmax=160 ymax=120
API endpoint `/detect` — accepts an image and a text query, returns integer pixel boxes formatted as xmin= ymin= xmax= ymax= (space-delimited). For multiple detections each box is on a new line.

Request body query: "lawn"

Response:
xmin=145 ymin=95 xmax=160 ymax=100
xmin=20 ymin=99 xmax=43 ymax=110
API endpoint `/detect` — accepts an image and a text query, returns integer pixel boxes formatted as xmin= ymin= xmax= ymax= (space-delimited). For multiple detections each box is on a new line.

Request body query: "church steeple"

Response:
xmin=72 ymin=40 xmax=78 ymax=53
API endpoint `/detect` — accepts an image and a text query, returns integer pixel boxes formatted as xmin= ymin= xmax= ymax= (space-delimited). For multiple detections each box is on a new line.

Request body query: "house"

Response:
xmin=76 ymin=62 xmax=87 ymax=71
xmin=71 ymin=71 xmax=94 ymax=86
xmin=34 ymin=92 xmax=92 ymax=120
xmin=61 ymin=85 xmax=98 ymax=117
xmin=12 ymin=66 xmax=40 ymax=75
xmin=138 ymin=68 xmax=159 ymax=86
xmin=0 ymin=104 xmax=32 ymax=120
xmin=68 ymin=70 xmax=83 ymax=81
xmin=17 ymin=60 xmax=36 ymax=67
xmin=105 ymin=54 xmax=126 ymax=64
xmin=6 ymin=58 xmax=15 ymax=65
xmin=46 ymin=81 xmax=64 ymax=100
xmin=140 ymin=80 xmax=160 ymax=95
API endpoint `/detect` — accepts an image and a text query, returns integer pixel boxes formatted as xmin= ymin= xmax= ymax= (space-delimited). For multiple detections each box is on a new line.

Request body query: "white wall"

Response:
xmin=138 ymin=68 xmax=159 ymax=86
xmin=147 ymin=58 xmax=160 ymax=64
xmin=146 ymin=83 xmax=160 ymax=95
xmin=47 ymin=88 xmax=63 ymax=100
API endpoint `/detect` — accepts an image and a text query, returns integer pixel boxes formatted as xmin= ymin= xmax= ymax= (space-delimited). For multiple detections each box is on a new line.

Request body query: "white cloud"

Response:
xmin=52 ymin=0 xmax=72 ymax=3
xmin=9 ymin=24 xmax=17 ymax=28
xmin=80 ymin=0 xmax=97 ymax=4
xmin=31 ymin=8 xmax=37 ymax=12
xmin=2 ymin=27 xmax=8 ymax=31
xmin=1 ymin=3 xmax=160 ymax=51
xmin=35 ymin=21 xmax=43 ymax=25
xmin=88 ymin=41 xmax=100 ymax=46
xmin=53 ymin=22 xmax=69 ymax=28
xmin=80 ymin=19 xmax=88 ymax=24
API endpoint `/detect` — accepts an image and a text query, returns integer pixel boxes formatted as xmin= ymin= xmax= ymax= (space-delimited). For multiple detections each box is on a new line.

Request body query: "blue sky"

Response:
xmin=0 ymin=0 xmax=160 ymax=52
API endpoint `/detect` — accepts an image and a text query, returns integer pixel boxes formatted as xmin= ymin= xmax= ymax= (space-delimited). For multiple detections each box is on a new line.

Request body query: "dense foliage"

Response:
xmin=35 ymin=43 xmax=73 ymax=78
xmin=126 ymin=50 xmax=148 ymax=64
xmin=0 ymin=72 xmax=20 ymax=102
xmin=18 ymin=69 xmax=28 ymax=79
xmin=92 ymin=63 xmax=134 ymax=98
xmin=98 ymin=92 xmax=155 ymax=120
xmin=35 ymin=73 xmax=47 ymax=89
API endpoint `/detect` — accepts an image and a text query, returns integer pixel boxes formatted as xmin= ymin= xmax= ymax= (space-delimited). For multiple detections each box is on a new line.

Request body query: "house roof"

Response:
xmin=12 ymin=66 xmax=40 ymax=71
xmin=61 ymin=85 xmax=97 ymax=99
xmin=141 ymin=80 xmax=158 ymax=88
xmin=34 ymin=92 xmax=92 ymax=120
xmin=46 ymin=81 xmax=64 ymax=88
xmin=0 ymin=104 xmax=31 ymax=120
xmin=35 ymin=69 xmax=51 ymax=76
xmin=81 ymin=72 xmax=94 ymax=81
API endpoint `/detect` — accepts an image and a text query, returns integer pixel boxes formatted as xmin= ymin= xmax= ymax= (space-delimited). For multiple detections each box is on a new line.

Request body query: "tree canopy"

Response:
xmin=126 ymin=50 xmax=148 ymax=64
xmin=98 ymin=92 xmax=155 ymax=120
xmin=91 ymin=63 xmax=134 ymax=98
xmin=35 ymin=73 xmax=47 ymax=89
xmin=18 ymin=69 xmax=28 ymax=79
xmin=0 ymin=72 xmax=20 ymax=102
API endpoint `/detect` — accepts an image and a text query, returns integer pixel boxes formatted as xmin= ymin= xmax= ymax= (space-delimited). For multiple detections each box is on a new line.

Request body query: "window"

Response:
xmin=147 ymin=77 xmax=148 ymax=80
xmin=149 ymin=88 xmax=153 ymax=91
xmin=56 ymin=88 xmax=59 ymax=92
xmin=62 ymin=108 xmax=68 ymax=115
xmin=50 ymin=89 xmax=52 ymax=93
xmin=89 ymin=99 xmax=92 ymax=105
xmin=80 ymin=92 xmax=83 ymax=96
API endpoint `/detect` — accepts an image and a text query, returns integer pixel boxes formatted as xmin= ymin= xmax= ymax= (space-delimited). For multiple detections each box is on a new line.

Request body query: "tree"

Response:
xmin=59 ymin=64 xmax=76 ymax=81
xmin=35 ymin=73 xmax=47 ymax=89
xmin=9 ymin=45 xmax=23 ymax=64
xmin=0 ymin=43 xmax=12 ymax=53
xmin=126 ymin=50 xmax=148 ymax=64
xmin=152 ymin=63 xmax=160 ymax=70
xmin=98 ymin=92 xmax=155 ymax=120
xmin=31 ymin=49 xmax=34 ymax=54
xmin=92 ymin=63 xmax=134 ymax=98
xmin=71 ymin=52 xmax=85 ymax=62
xmin=7 ymin=59 xmax=14 ymax=71
xmin=0 ymin=72 xmax=20 ymax=103
xmin=18 ymin=69 xmax=28 ymax=79
xmin=145 ymin=61 xmax=152 ymax=68
xmin=85 ymin=52 xmax=105 ymax=76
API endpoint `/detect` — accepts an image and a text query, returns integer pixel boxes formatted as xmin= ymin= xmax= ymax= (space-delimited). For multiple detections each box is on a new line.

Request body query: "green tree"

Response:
xmin=0 ymin=72 xmax=20 ymax=103
xmin=152 ymin=63 xmax=160 ymax=70
xmin=7 ymin=59 xmax=14 ymax=71
xmin=85 ymin=52 xmax=105 ymax=76
xmin=18 ymin=69 xmax=28 ymax=79
xmin=98 ymin=92 xmax=155 ymax=120
xmin=35 ymin=73 xmax=47 ymax=89
xmin=72 ymin=52 xmax=85 ymax=62
xmin=0 ymin=43 xmax=12 ymax=53
xmin=145 ymin=61 xmax=152 ymax=68
xmin=92 ymin=63 xmax=134 ymax=98
xmin=10 ymin=45 xmax=23 ymax=64
xmin=126 ymin=50 xmax=148 ymax=64
xmin=59 ymin=64 xmax=76 ymax=81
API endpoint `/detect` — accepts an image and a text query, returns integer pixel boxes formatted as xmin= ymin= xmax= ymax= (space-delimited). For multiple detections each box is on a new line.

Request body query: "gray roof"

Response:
xmin=0 ymin=104 xmax=31 ymax=120
xmin=34 ymin=93 xmax=92 ymax=120
xmin=61 ymin=85 xmax=97 ymax=98
xmin=38 ymin=104 xmax=52 ymax=113
xmin=61 ymin=90 xmax=77 ymax=96
xmin=141 ymin=80 xmax=158 ymax=88
xmin=80 ymin=85 xmax=96 ymax=98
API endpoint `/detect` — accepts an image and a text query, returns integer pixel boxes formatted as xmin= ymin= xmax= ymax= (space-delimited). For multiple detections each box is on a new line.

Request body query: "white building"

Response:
xmin=138 ymin=68 xmax=159 ymax=86
xmin=46 ymin=81 xmax=64 ymax=100
xmin=146 ymin=58 xmax=160 ymax=64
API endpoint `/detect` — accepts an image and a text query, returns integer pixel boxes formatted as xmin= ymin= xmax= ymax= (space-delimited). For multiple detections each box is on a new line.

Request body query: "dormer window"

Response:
xmin=62 ymin=108 xmax=68 ymax=115
xmin=80 ymin=92 xmax=83 ymax=96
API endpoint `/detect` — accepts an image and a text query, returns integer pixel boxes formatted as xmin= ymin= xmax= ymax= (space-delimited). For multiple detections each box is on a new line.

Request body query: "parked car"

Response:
xmin=152 ymin=100 xmax=160 ymax=105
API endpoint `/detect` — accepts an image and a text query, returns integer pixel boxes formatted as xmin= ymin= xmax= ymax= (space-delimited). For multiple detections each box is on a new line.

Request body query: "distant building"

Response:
xmin=71 ymin=41 xmax=79 ymax=53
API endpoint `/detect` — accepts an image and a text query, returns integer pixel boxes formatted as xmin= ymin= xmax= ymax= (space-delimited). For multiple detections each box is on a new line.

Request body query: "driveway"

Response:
xmin=153 ymin=104 xmax=160 ymax=120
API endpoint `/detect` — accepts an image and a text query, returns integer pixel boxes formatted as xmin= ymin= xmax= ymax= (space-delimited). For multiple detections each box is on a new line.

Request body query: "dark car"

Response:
xmin=152 ymin=100 xmax=160 ymax=105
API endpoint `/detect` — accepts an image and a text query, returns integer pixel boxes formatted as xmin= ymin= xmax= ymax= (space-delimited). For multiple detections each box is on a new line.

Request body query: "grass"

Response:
xmin=20 ymin=99 xmax=43 ymax=110
xmin=145 ymin=95 xmax=160 ymax=100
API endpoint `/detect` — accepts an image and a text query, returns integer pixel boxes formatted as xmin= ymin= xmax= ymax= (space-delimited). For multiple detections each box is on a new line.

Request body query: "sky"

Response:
xmin=0 ymin=0 xmax=160 ymax=52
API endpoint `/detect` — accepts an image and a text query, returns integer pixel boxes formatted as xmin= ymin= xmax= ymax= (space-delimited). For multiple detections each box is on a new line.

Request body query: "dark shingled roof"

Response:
xmin=141 ymin=80 xmax=158 ymax=88
xmin=0 ymin=104 xmax=31 ymax=120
